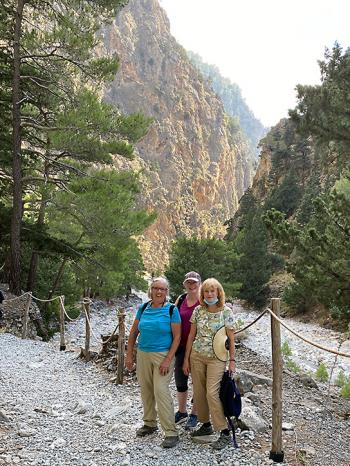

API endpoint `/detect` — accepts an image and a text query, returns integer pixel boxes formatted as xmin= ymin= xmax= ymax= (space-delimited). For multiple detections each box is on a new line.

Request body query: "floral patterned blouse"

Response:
xmin=190 ymin=305 xmax=236 ymax=357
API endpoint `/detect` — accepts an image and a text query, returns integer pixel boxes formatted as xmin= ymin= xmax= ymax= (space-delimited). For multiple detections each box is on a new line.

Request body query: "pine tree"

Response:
xmin=165 ymin=237 xmax=240 ymax=300
xmin=264 ymin=174 xmax=350 ymax=320
xmin=1 ymin=1 xmax=156 ymax=294
xmin=290 ymin=43 xmax=350 ymax=162
xmin=43 ymin=169 xmax=155 ymax=300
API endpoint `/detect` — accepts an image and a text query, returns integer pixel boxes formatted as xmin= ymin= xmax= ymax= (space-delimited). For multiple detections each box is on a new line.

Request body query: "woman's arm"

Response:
xmin=159 ymin=322 xmax=181 ymax=375
xmin=226 ymin=328 xmax=235 ymax=373
xmin=125 ymin=319 xmax=139 ymax=371
xmin=182 ymin=323 xmax=197 ymax=376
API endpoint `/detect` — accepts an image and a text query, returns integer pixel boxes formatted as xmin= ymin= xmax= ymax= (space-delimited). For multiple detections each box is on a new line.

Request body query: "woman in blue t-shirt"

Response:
xmin=125 ymin=277 xmax=181 ymax=449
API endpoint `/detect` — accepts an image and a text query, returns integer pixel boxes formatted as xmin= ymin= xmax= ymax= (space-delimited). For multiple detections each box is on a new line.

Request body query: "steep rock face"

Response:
xmin=251 ymin=146 xmax=273 ymax=202
xmin=102 ymin=0 xmax=253 ymax=270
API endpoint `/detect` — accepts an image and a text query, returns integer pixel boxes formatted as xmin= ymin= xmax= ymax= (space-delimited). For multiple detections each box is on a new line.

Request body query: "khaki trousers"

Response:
xmin=136 ymin=349 xmax=177 ymax=437
xmin=190 ymin=350 xmax=227 ymax=431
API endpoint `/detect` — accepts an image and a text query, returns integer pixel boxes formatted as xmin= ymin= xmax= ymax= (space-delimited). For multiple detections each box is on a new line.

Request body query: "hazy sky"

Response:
xmin=159 ymin=0 xmax=350 ymax=127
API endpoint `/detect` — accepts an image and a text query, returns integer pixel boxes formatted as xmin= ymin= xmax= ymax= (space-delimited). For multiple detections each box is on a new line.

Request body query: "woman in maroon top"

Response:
xmin=174 ymin=271 xmax=201 ymax=429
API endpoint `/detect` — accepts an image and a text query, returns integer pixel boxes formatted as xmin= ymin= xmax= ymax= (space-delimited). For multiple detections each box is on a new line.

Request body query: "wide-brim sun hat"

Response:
xmin=212 ymin=325 xmax=229 ymax=362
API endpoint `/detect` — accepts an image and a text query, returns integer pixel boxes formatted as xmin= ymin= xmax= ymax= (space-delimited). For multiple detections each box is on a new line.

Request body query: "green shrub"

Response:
xmin=285 ymin=358 xmax=301 ymax=373
xmin=340 ymin=376 xmax=350 ymax=399
xmin=335 ymin=369 xmax=347 ymax=387
xmin=281 ymin=340 xmax=292 ymax=358
xmin=315 ymin=362 xmax=329 ymax=382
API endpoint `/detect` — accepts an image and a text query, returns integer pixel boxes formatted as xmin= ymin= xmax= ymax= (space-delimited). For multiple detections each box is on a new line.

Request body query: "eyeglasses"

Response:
xmin=151 ymin=287 xmax=167 ymax=292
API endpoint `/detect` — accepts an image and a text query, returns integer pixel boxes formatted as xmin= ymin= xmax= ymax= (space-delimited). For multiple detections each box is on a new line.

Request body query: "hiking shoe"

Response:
xmin=161 ymin=435 xmax=179 ymax=448
xmin=184 ymin=414 xmax=198 ymax=430
xmin=191 ymin=423 xmax=214 ymax=437
xmin=136 ymin=425 xmax=158 ymax=437
xmin=211 ymin=431 xmax=231 ymax=450
xmin=175 ymin=411 xmax=188 ymax=424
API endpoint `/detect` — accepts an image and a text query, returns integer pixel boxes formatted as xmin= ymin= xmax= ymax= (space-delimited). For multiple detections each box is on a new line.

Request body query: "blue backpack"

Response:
xmin=219 ymin=370 xmax=242 ymax=448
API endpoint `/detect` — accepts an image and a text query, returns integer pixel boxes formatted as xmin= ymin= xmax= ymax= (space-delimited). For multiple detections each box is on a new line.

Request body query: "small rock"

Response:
xmin=75 ymin=400 xmax=88 ymax=414
xmin=0 ymin=410 xmax=10 ymax=423
xmin=282 ymin=422 xmax=294 ymax=431
xmin=18 ymin=428 xmax=36 ymax=437
xmin=50 ymin=437 xmax=66 ymax=449
xmin=299 ymin=446 xmax=316 ymax=457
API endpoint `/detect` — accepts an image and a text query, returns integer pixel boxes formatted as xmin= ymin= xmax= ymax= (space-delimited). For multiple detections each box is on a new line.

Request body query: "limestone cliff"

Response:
xmin=101 ymin=0 xmax=254 ymax=270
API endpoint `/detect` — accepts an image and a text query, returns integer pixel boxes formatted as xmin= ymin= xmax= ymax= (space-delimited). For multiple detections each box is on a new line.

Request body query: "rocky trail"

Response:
xmin=0 ymin=297 xmax=349 ymax=466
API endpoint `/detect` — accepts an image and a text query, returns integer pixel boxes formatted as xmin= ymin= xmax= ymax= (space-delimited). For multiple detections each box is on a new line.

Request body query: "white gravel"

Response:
xmin=0 ymin=303 xmax=280 ymax=466
xmin=1 ymin=299 xmax=349 ymax=465
xmin=232 ymin=303 xmax=350 ymax=380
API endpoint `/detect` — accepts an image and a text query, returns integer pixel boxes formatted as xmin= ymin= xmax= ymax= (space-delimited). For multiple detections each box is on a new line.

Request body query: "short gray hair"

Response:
xmin=147 ymin=276 xmax=169 ymax=298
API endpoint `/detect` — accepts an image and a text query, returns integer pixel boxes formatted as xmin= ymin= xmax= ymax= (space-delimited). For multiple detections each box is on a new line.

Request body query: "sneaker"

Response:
xmin=175 ymin=411 xmax=188 ymax=424
xmin=136 ymin=425 xmax=158 ymax=437
xmin=184 ymin=414 xmax=198 ymax=430
xmin=161 ymin=435 xmax=179 ymax=448
xmin=191 ymin=423 xmax=214 ymax=437
xmin=211 ymin=431 xmax=231 ymax=450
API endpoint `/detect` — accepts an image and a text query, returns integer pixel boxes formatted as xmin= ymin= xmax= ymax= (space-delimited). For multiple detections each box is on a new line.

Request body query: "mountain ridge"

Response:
xmin=99 ymin=0 xmax=257 ymax=270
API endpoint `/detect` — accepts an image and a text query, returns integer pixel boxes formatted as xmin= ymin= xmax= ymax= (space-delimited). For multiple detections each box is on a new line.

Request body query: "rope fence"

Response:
xmin=233 ymin=307 xmax=350 ymax=359
xmin=234 ymin=308 xmax=268 ymax=335
xmin=2 ymin=290 xmax=123 ymax=358
xmin=3 ymin=291 xmax=350 ymax=462
xmin=266 ymin=307 xmax=350 ymax=358
xmin=4 ymin=290 xmax=349 ymax=362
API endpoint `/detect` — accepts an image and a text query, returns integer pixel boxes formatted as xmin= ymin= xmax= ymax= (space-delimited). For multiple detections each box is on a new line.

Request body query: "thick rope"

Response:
xmin=3 ymin=291 xmax=31 ymax=302
xmin=234 ymin=308 xmax=268 ymax=335
xmin=60 ymin=297 xmax=83 ymax=322
xmin=3 ymin=291 xmax=61 ymax=303
xmin=266 ymin=308 xmax=350 ymax=358
xmin=101 ymin=323 xmax=119 ymax=346
xmin=31 ymin=294 xmax=62 ymax=303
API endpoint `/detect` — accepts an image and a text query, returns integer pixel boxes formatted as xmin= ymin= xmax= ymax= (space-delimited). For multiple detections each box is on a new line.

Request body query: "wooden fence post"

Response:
xmin=270 ymin=298 xmax=284 ymax=462
xmin=22 ymin=293 xmax=32 ymax=339
xmin=84 ymin=299 xmax=91 ymax=362
xmin=59 ymin=296 xmax=66 ymax=351
xmin=116 ymin=308 xmax=126 ymax=385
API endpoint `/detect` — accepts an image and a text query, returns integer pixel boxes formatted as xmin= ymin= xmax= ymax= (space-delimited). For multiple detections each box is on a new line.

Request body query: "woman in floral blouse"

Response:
xmin=183 ymin=278 xmax=235 ymax=450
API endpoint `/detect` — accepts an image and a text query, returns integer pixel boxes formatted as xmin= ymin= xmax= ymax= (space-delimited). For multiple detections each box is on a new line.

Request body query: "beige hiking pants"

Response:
xmin=190 ymin=350 xmax=227 ymax=431
xmin=136 ymin=349 xmax=177 ymax=437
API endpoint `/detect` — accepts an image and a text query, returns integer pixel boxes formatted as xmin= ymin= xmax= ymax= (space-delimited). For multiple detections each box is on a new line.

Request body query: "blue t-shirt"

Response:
xmin=136 ymin=302 xmax=181 ymax=352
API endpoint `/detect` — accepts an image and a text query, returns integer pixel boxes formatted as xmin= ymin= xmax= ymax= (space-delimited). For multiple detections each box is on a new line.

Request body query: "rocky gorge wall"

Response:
xmin=101 ymin=0 xmax=254 ymax=270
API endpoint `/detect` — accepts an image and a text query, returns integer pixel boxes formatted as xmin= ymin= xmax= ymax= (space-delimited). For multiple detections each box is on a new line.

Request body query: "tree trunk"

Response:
xmin=27 ymin=163 xmax=49 ymax=291
xmin=46 ymin=232 xmax=84 ymax=303
xmin=9 ymin=0 xmax=25 ymax=295
xmin=47 ymin=257 xmax=68 ymax=301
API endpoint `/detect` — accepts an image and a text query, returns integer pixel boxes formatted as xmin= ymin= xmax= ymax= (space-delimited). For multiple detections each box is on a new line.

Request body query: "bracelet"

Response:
xmin=229 ymin=358 xmax=235 ymax=361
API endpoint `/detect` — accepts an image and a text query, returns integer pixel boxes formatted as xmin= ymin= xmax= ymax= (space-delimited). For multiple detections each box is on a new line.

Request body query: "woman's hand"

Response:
xmin=228 ymin=359 xmax=235 ymax=375
xmin=125 ymin=353 xmax=135 ymax=371
xmin=159 ymin=356 xmax=171 ymax=376
xmin=182 ymin=358 xmax=190 ymax=376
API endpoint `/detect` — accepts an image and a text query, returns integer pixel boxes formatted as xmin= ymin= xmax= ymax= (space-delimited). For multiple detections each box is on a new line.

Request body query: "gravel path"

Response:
xmin=0 ymin=300 xmax=349 ymax=466
xmin=232 ymin=303 xmax=350 ymax=380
